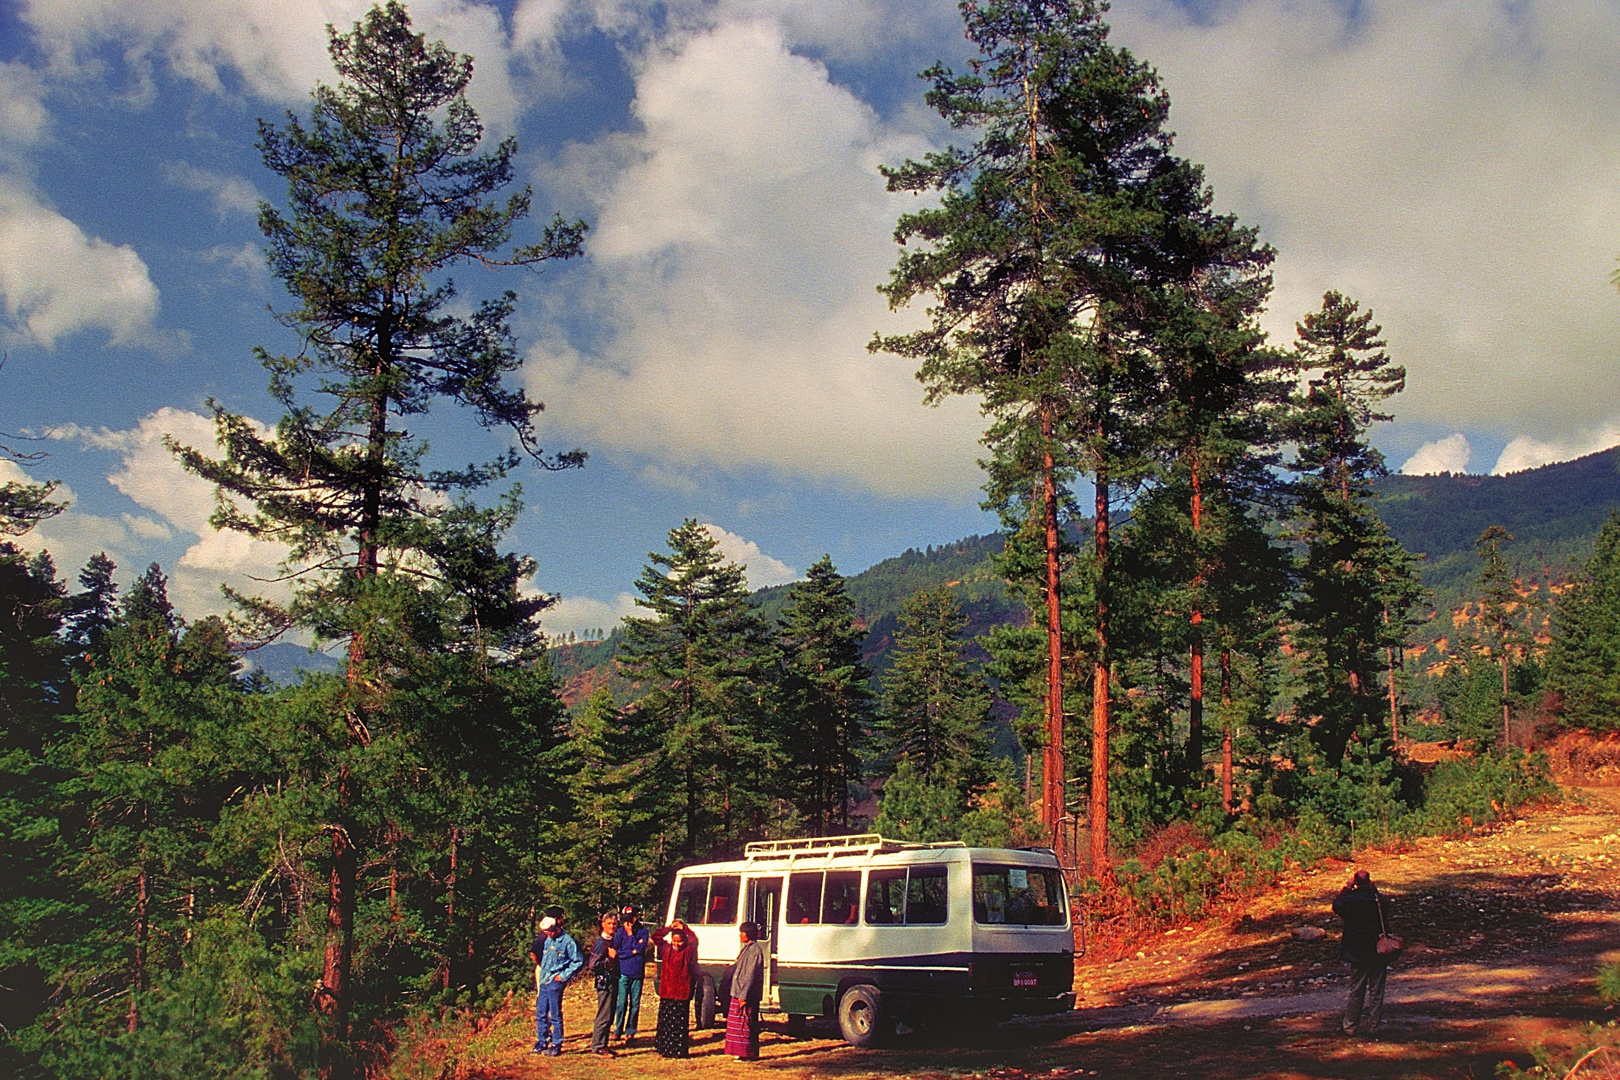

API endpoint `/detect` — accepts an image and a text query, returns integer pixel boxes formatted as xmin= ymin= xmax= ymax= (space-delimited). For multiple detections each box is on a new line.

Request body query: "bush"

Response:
xmin=1406 ymin=750 xmax=1553 ymax=834
xmin=1496 ymin=1021 xmax=1620 ymax=1079
xmin=1105 ymin=749 xmax=1549 ymax=932
xmin=1598 ymin=961 xmax=1620 ymax=1005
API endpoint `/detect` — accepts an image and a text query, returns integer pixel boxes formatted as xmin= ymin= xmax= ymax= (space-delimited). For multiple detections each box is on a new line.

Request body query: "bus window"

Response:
xmin=823 ymin=871 xmax=861 ymax=925
xmin=971 ymin=864 xmax=1067 ymax=926
xmin=905 ymin=865 xmax=948 ymax=924
xmin=786 ymin=872 xmax=823 ymax=925
xmin=706 ymin=875 xmax=740 ymax=924
xmin=674 ymin=876 xmax=709 ymax=924
xmin=865 ymin=868 xmax=906 ymax=925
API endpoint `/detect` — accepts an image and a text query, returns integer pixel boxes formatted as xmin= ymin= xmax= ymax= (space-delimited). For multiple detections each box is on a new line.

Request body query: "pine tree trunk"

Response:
xmin=1041 ymin=406 xmax=1065 ymax=857
xmin=441 ymin=826 xmax=458 ymax=991
xmin=1501 ymin=652 xmax=1511 ymax=749
xmin=1387 ymin=643 xmax=1400 ymax=748
xmin=320 ymin=327 xmax=389 ymax=1080
xmin=128 ymin=863 xmax=148 ymax=1033
xmin=319 ymin=769 xmax=358 ymax=1080
xmin=1188 ymin=469 xmax=1204 ymax=783
xmin=1221 ymin=648 xmax=1234 ymax=813
xmin=1090 ymin=475 xmax=1112 ymax=882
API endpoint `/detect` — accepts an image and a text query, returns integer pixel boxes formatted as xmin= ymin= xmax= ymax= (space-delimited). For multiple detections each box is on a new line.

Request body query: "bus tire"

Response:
xmin=837 ymin=985 xmax=884 ymax=1048
xmin=697 ymin=976 xmax=718 ymax=1031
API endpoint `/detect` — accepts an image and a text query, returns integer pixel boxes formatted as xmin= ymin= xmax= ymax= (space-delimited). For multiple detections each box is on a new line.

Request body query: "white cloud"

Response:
xmin=1492 ymin=420 xmax=1620 ymax=475
xmin=701 ymin=522 xmax=797 ymax=588
xmin=1110 ymin=0 xmax=1620 ymax=459
xmin=21 ymin=0 xmax=527 ymax=132
xmin=0 ymin=179 xmax=161 ymax=347
xmin=121 ymin=512 xmax=173 ymax=540
xmin=49 ymin=408 xmax=291 ymax=620
xmin=0 ymin=62 xmax=49 ymax=146
xmin=1400 ymin=433 xmax=1471 ymax=475
xmin=527 ymin=17 xmax=984 ymax=500
xmin=538 ymin=590 xmax=639 ymax=637
xmin=162 ymin=162 xmax=261 ymax=216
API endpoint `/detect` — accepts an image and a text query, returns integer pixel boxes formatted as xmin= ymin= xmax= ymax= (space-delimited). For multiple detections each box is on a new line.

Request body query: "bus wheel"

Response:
xmin=697 ymin=976 xmax=718 ymax=1030
xmin=837 ymin=985 xmax=884 ymax=1047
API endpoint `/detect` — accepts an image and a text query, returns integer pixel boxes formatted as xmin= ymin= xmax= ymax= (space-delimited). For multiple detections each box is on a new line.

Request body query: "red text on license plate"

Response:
xmin=1012 ymin=969 xmax=1038 ymax=987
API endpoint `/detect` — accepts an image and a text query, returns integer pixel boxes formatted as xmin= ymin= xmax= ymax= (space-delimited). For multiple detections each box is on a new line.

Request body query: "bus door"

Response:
xmin=748 ymin=875 xmax=783 ymax=1007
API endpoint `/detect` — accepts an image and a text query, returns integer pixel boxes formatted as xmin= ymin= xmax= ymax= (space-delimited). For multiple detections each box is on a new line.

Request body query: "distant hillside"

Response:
xmin=1374 ymin=446 xmax=1620 ymax=612
xmin=752 ymin=532 xmax=1022 ymax=676
xmin=548 ymin=450 xmax=1620 ymax=712
xmin=240 ymin=642 xmax=342 ymax=684
xmin=548 ymin=533 xmax=1027 ymax=709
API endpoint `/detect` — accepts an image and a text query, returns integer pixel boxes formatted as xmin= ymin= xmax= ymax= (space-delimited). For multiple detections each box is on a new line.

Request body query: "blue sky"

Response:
xmin=1 ymin=0 xmax=1618 ymax=637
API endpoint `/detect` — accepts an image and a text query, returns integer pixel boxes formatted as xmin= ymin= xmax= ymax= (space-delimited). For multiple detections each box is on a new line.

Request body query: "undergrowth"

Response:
xmin=1496 ymin=1021 xmax=1620 ymax=1079
xmin=1497 ymin=963 xmax=1620 ymax=1079
xmin=387 ymin=983 xmax=534 ymax=1080
xmin=1092 ymin=750 xmax=1554 ymax=935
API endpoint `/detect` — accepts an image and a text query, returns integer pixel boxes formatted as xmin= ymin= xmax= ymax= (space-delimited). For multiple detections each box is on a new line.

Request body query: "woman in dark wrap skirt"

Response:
xmin=651 ymin=920 xmax=700 ymax=1058
xmin=724 ymin=921 xmax=765 ymax=1061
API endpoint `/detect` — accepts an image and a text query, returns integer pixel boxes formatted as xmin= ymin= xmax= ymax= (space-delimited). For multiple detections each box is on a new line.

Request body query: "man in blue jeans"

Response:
xmin=613 ymin=904 xmax=652 ymax=1044
xmin=528 ymin=908 xmax=583 ymax=1055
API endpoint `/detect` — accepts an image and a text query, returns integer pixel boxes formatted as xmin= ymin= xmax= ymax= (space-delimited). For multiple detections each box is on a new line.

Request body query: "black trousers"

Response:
xmin=593 ymin=982 xmax=618 ymax=1050
xmin=1344 ymin=963 xmax=1388 ymax=1033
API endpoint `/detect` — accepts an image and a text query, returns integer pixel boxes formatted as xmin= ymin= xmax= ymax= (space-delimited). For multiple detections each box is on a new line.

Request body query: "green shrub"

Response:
xmin=1407 ymin=750 xmax=1553 ymax=833
xmin=1495 ymin=1021 xmax=1620 ymax=1079
xmin=1598 ymin=961 xmax=1620 ymax=1005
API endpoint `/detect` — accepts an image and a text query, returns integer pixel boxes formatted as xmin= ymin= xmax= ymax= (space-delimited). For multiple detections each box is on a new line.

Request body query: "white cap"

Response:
xmin=539 ymin=916 xmax=558 ymax=931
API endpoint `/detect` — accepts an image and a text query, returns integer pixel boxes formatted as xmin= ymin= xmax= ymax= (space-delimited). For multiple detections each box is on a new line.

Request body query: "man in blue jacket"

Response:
xmin=613 ymin=904 xmax=653 ymax=1045
xmin=529 ymin=908 xmax=584 ymax=1055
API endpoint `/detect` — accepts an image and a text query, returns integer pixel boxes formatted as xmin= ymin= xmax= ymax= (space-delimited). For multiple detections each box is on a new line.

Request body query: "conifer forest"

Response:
xmin=0 ymin=2 xmax=1614 ymax=1078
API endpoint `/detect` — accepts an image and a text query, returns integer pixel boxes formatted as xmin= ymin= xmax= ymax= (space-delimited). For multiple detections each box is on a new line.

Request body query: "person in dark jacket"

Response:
xmin=651 ymin=920 xmax=700 ymax=1058
xmin=587 ymin=912 xmax=620 ymax=1056
xmin=724 ymin=921 xmax=766 ymax=1061
xmin=1331 ymin=869 xmax=1395 ymax=1036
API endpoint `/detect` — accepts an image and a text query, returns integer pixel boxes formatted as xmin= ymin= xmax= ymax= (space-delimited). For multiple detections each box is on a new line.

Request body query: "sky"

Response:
xmin=0 ymin=0 xmax=1617 ymax=640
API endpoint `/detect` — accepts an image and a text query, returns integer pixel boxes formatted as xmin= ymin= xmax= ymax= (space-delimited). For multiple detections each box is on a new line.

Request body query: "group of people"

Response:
xmin=526 ymin=904 xmax=769 ymax=1062
xmin=528 ymin=871 xmax=1394 ymax=1061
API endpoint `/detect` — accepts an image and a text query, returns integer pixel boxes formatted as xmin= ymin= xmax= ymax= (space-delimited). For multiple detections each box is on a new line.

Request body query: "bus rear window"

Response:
xmin=972 ymin=864 xmax=1067 ymax=925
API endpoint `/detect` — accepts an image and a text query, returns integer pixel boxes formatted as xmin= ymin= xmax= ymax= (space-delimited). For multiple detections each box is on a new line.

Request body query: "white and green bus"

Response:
xmin=664 ymin=835 xmax=1077 ymax=1046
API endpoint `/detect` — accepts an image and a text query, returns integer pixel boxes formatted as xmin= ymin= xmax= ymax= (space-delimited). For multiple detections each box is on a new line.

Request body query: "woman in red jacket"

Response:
xmin=650 ymin=920 xmax=700 ymax=1058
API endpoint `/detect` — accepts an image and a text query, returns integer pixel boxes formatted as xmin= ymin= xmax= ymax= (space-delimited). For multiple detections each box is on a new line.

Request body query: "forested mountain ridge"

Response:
xmin=549 ymin=452 xmax=1620 ymax=706
xmin=1375 ymin=446 xmax=1620 ymax=605
xmin=549 ymin=533 xmax=1022 ymax=707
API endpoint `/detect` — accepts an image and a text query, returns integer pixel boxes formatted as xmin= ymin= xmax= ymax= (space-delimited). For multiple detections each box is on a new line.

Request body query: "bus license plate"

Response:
xmin=1012 ymin=969 xmax=1038 ymax=988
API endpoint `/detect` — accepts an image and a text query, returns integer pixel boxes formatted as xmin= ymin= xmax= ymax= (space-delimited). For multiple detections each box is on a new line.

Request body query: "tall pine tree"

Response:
xmin=173 ymin=5 xmax=584 ymax=1074
xmin=1288 ymin=292 xmax=1422 ymax=771
xmin=874 ymin=0 xmax=1176 ymax=875
xmin=1547 ymin=510 xmax=1620 ymax=733
xmin=778 ymin=556 xmax=872 ymax=835
xmin=620 ymin=521 xmax=780 ymax=859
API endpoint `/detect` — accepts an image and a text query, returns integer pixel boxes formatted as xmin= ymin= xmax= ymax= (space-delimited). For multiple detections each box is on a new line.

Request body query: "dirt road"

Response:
xmin=472 ymin=789 xmax=1620 ymax=1080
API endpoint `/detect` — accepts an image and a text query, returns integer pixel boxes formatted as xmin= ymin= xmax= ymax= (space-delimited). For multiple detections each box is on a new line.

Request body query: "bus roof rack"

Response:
xmin=742 ymin=834 xmax=968 ymax=860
